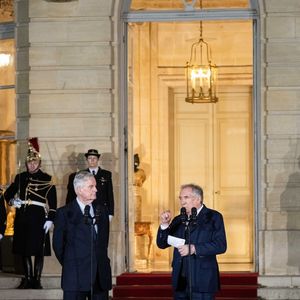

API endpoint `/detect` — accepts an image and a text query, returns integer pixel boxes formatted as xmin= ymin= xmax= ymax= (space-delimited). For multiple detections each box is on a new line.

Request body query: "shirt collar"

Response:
xmin=197 ymin=204 xmax=204 ymax=215
xmin=89 ymin=168 xmax=98 ymax=174
xmin=76 ymin=198 xmax=94 ymax=215
xmin=76 ymin=198 xmax=86 ymax=214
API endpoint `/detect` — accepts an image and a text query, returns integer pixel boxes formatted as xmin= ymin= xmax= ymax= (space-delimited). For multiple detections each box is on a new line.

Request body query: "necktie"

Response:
xmin=85 ymin=205 xmax=98 ymax=237
xmin=84 ymin=205 xmax=92 ymax=219
xmin=92 ymin=170 xmax=96 ymax=175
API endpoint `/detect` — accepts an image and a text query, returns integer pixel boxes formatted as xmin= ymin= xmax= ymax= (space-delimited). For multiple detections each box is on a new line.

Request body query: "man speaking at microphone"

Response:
xmin=157 ymin=184 xmax=227 ymax=300
xmin=53 ymin=171 xmax=112 ymax=300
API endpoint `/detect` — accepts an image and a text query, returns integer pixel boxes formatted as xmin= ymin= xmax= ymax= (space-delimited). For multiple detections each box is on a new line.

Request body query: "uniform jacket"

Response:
xmin=53 ymin=200 xmax=112 ymax=292
xmin=65 ymin=167 xmax=114 ymax=216
xmin=156 ymin=205 xmax=227 ymax=293
xmin=0 ymin=191 xmax=6 ymax=236
xmin=4 ymin=170 xmax=57 ymax=256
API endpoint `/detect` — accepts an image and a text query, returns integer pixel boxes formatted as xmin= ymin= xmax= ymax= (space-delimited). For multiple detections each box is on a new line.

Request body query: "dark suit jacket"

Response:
xmin=53 ymin=200 xmax=112 ymax=292
xmin=65 ymin=168 xmax=114 ymax=216
xmin=156 ymin=205 xmax=227 ymax=293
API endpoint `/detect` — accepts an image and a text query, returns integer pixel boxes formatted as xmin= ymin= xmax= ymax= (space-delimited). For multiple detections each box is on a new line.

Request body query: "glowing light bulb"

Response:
xmin=0 ymin=53 xmax=11 ymax=67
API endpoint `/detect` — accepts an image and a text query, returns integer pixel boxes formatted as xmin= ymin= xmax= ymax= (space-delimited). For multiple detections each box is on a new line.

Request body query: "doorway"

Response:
xmin=128 ymin=21 xmax=254 ymax=271
xmin=126 ymin=19 xmax=254 ymax=272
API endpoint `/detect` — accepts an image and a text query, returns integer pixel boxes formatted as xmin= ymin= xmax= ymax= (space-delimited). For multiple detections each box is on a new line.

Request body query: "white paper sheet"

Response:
xmin=167 ymin=235 xmax=185 ymax=248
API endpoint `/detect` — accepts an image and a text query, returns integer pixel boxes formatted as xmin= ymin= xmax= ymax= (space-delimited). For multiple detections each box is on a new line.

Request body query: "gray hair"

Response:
xmin=180 ymin=183 xmax=203 ymax=201
xmin=73 ymin=171 xmax=94 ymax=191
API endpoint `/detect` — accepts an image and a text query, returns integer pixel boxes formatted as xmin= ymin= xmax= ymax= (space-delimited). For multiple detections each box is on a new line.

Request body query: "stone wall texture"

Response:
xmin=259 ymin=0 xmax=300 ymax=299
xmin=13 ymin=0 xmax=300 ymax=298
xmin=15 ymin=0 xmax=123 ymax=276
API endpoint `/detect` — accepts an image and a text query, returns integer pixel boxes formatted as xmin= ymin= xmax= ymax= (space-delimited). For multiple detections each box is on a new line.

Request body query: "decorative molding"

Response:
xmin=45 ymin=0 xmax=77 ymax=2
xmin=181 ymin=0 xmax=197 ymax=11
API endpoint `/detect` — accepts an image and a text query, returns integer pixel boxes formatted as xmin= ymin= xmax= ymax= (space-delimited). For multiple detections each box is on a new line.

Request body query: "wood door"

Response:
xmin=174 ymin=85 xmax=253 ymax=271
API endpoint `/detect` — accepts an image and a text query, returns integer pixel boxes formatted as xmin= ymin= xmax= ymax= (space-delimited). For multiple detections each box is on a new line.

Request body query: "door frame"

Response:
xmin=118 ymin=0 xmax=261 ymax=272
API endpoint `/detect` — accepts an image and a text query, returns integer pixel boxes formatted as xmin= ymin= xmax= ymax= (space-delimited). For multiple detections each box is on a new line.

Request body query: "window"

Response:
xmin=0 ymin=1 xmax=15 ymax=187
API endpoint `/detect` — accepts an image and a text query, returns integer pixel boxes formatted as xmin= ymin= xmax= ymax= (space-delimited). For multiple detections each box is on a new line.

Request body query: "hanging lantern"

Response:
xmin=185 ymin=20 xmax=218 ymax=104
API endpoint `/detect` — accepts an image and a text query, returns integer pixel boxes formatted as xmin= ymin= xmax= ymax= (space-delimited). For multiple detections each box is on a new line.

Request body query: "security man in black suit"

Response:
xmin=65 ymin=149 xmax=114 ymax=221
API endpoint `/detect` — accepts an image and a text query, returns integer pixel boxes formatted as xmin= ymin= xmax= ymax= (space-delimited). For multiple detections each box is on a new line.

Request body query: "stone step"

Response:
xmin=0 ymin=273 xmax=61 ymax=289
xmin=0 ymin=273 xmax=62 ymax=300
xmin=0 ymin=289 xmax=63 ymax=300
xmin=0 ymin=273 xmax=113 ymax=300
xmin=258 ymin=287 xmax=300 ymax=300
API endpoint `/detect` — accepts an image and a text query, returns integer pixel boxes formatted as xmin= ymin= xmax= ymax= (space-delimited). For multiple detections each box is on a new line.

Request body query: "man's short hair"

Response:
xmin=180 ymin=183 xmax=203 ymax=200
xmin=73 ymin=171 xmax=94 ymax=192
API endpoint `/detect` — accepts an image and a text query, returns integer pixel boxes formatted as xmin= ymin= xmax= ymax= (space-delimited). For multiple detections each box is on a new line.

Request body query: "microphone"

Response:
xmin=190 ymin=207 xmax=197 ymax=225
xmin=95 ymin=205 xmax=101 ymax=225
xmin=180 ymin=207 xmax=187 ymax=224
xmin=84 ymin=205 xmax=91 ymax=225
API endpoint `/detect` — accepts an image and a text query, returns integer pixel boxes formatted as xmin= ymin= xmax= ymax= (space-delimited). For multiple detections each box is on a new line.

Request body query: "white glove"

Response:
xmin=43 ymin=220 xmax=53 ymax=233
xmin=9 ymin=198 xmax=22 ymax=208
xmin=109 ymin=215 xmax=113 ymax=222
xmin=0 ymin=234 xmax=3 ymax=241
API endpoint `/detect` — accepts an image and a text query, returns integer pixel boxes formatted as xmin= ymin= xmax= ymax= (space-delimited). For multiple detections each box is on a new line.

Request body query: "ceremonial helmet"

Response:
xmin=26 ymin=137 xmax=41 ymax=162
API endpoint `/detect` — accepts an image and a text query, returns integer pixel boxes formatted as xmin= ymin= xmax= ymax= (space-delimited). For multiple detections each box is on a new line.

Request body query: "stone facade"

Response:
xmin=11 ymin=0 xmax=300 ymax=299
xmin=258 ymin=0 xmax=300 ymax=299
xmin=15 ymin=0 xmax=123 ymax=276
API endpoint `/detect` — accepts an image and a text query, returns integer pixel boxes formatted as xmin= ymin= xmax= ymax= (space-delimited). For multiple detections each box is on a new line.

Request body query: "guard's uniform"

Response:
xmin=3 ymin=137 xmax=56 ymax=289
xmin=4 ymin=170 xmax=57 ymax=256
xmin=0 ymin=188 xmax=6 ymax=237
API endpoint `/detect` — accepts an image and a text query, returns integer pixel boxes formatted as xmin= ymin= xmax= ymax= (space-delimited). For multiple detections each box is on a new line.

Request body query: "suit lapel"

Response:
xmin=189 ymin=205 xmax=209 ymax=233
xmin=67 ymin=200 xmax=84 ymax=226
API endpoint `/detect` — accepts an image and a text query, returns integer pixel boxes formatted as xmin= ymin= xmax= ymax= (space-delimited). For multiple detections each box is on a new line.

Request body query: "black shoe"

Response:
xmin=17 ymin=278 xmax=25 ymax=289
xmin=32 ymin=278 xmax=43 ymax=289
xmin=17 ymin=278 xmax=32 ymax=289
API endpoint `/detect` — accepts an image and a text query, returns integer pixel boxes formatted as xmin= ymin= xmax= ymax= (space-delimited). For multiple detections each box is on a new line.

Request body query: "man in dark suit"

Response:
xmin=157 ymin=183 xmax=227 ymax=300
xmin=65 ymin=149 xmax=114 ymax=221
xmin=53 ymin=171 xmax=112 ymax=300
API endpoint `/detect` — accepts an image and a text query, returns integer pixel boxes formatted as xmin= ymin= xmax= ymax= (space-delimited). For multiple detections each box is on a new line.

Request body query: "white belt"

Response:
xmin=21 ymin=200 xmax=46 ymax=208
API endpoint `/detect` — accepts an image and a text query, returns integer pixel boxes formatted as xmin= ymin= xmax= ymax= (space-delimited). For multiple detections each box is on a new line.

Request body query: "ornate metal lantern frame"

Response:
xmin=185 ymin=1 xmax=218 ymax=104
